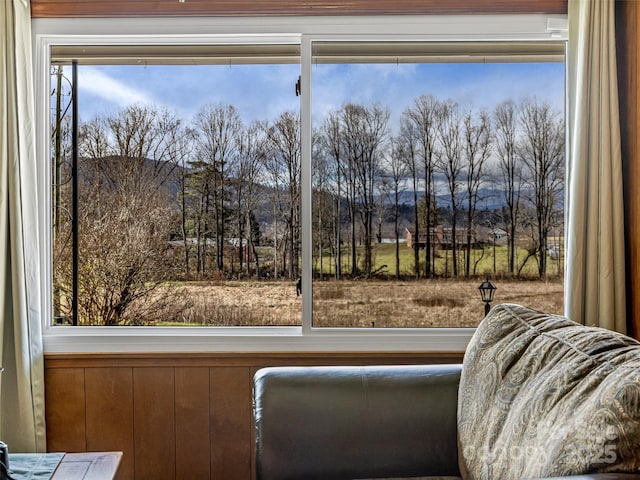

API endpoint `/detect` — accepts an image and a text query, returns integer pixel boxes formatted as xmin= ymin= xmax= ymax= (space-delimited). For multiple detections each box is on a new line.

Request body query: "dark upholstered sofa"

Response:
xmin=253 ymin=304 xmax=640 ymax=480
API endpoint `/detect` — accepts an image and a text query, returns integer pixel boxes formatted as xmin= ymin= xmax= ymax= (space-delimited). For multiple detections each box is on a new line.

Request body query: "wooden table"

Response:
xmin=51 ymin=452 xmax=122 ymax=480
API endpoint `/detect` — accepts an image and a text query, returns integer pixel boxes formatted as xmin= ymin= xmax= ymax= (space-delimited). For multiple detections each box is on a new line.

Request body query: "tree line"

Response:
xmin=313 ymin=95 xmax=564 ymax=281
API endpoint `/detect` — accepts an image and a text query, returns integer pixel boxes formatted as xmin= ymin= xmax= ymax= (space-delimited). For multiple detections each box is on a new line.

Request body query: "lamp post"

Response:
xmin=478 ymin=278 xmax=497 ymax=316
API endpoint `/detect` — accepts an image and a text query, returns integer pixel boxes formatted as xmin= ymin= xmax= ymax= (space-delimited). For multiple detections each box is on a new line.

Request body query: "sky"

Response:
xmin=72 ymin=60 xmax=565 ymax=130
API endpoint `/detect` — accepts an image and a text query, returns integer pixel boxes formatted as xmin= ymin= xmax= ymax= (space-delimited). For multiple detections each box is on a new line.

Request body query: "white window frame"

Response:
xmin=33 ymin=14 xmax=567 ymax=353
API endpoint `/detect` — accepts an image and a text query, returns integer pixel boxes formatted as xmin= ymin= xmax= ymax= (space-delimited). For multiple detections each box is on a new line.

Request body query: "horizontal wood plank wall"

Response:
xmin=30 ymin=0 xmax=567 ymax=17
xmin=44 ymin=352 xmax=463 ymax=480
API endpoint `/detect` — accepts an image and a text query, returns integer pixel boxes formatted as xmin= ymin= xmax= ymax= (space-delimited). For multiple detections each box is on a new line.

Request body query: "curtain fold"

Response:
xmin=566 ymin=0 xmax=627 ymax=332
xmin=0 ymin=0 xmax=47 ymax=451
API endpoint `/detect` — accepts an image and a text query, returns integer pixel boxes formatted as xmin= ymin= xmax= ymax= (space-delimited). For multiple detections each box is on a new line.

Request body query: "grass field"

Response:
xmin=312 ymin=241 xmax=563 ymax=279
xmin=151 ymin=277 xmax=564 ymax=328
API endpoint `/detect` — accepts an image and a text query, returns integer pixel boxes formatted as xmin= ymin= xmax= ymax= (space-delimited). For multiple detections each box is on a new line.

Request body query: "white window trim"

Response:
xmin=33 ymin=14 xmax=567 ymax=354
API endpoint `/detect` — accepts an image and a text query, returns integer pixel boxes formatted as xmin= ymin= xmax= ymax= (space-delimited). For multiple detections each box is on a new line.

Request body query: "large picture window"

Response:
xmin=34 ymin=15 xmax=568 ymax=348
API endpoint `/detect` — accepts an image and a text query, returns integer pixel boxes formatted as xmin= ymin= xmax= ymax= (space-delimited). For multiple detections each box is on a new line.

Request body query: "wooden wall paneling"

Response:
xmin=175 ymin=367 xmax=211 ymax=479
xmin=45 ymin=353 xmax=466 ymax=479
xmin=617 ymin=0 xmax=640 ymax=339
xmin=44 ymin=351 xmax=464 ymax=369
xmin=44 ymin=368 xmax=86 ymax=453
xmin=85 ymin=368 xmax=135 ymax=480
xmin=210 ymin=367 xmax=253 ymax=480
xmin=30 ymin=0 xmax=567 ymax=18
xmin=133 ymin=367 xmax=176 ymax=480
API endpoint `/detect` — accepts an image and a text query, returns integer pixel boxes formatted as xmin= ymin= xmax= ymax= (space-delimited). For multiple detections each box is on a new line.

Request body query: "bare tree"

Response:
xmin=341 ymin=103 xmax=389 ymax=276
xmin=517 ymin=207 xmax=542 ymax=277
xmin=436 ymin=100 xmax=464 ymax=277
xmin=263 ymin=146 xmax=284 ymax=279
xmin=518 ymin=99 xmax=565 ymax=279
xmin=494 ymin=99 xmax=522 ymax=275
xmin=382 ymin=140 xmax=408 ymax=279
xmin=235 ymin=121 xmax=267 ymax=278
xmin=403 ymin=94 xmax=441 ymax=277
xmin=228 ymin=133 xmax=246 ymax=276
xmin=108 ymin=105 xmax=157 ymax=160
xmin=312 ymin=133 xmax=334 ymax=279
xmin=83 ymin=106 xmax=182 ymax=197
xmin=462 ymin=108 xmax=492 ymax=277
xmin=187 ymin=161 xmax=212 ymax=277
xmin=319 ymin=111 xmax=344 ymax=279
xmin=192 ymin=104 xmax=242 ymax=273
xmin=163 ymin=120 xmax=193 ymax=279
xmin=79 ymin=117 xmax=110 ymax=159
xmin=398 ymin=119 xmax=421 ymax=278
xmin=75 ymin=168 xmax=177 ymax=325
xmin=64 ymin=105 xmax=181 ymax=325
xmin=339 ymin=107 xmax=360 ymax=276
xmin=266 ymin=111 xmax=301 ymax=279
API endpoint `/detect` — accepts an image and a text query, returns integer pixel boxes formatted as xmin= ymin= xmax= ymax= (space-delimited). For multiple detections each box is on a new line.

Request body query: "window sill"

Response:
xmin=42 ymin=326 xmax=474 ymax=353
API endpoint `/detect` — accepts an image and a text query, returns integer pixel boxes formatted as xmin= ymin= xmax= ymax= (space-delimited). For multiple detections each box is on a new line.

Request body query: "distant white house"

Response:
xmin=405 ymin=226 xmax=508 ymax=250
xmin=491 ymin=228 xmax=508 ymax=245
xmin=168 ymin=237 xmax=215 ymax=248
xmin=548 ymin=242 xmax=563 ymax=260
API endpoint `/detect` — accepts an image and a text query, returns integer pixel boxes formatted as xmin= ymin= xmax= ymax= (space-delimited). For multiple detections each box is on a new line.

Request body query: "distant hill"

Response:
xmin=394 ymin=188 xmax=508 ymax=211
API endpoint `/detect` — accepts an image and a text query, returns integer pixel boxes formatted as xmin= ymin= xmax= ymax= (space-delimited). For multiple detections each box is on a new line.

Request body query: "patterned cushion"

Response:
xmin=458 ymin=304 xmax=640 ymax=480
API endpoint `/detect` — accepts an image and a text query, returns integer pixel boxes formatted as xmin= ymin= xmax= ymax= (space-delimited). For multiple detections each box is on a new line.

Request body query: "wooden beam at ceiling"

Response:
xmin=30 ymin=0 xmax=567 ymax=18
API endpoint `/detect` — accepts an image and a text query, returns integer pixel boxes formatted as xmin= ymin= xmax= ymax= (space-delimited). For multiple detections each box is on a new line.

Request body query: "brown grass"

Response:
xmin=149 ymin=278 xmax=564 ymax=328
xmin=313 ymin=278 xmax=563 ymax=327
xmin=151 ymin=281 xmax=302 ymax=326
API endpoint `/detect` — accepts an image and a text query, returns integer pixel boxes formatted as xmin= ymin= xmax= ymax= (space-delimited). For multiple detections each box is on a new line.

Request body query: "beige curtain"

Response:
xmin=0 ymin=0 xmax=47 ymax=451
xmin=566 ymin=0 xmax=626 ymax=332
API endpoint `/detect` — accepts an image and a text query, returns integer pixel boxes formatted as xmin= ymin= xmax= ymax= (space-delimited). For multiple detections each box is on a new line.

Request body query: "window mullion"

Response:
xmin=71 ymin=60 xmax=79 ymax=327
xmin=300 ymin=34 xmax=313 ymax=334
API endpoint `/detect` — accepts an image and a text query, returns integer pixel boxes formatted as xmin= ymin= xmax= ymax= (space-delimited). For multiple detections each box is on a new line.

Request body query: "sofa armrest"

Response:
xmin=253 ymin=364 xmax=462 ymax=480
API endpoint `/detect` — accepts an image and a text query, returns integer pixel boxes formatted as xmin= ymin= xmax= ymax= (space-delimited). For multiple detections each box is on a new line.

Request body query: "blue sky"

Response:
xmin=74 ymin=61 xmax=565 ymax=128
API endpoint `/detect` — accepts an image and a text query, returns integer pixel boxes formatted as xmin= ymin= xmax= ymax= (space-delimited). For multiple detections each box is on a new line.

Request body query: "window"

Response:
xmin=50 ymin=41 xmax=303 ymax=327
xmin=34 ymin=15 xmax=568 ymax=351
xmin=310 ymin=40 xmax=566 ymax=328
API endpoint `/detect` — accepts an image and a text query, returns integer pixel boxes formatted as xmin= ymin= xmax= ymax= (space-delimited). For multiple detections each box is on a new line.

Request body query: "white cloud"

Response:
xmin=78 ymin=67 xmax=155 ymax=110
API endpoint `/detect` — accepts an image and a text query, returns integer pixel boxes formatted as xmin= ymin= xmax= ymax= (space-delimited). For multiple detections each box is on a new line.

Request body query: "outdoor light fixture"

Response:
xmin=478 ymin=278 xmax=497 ymax=316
